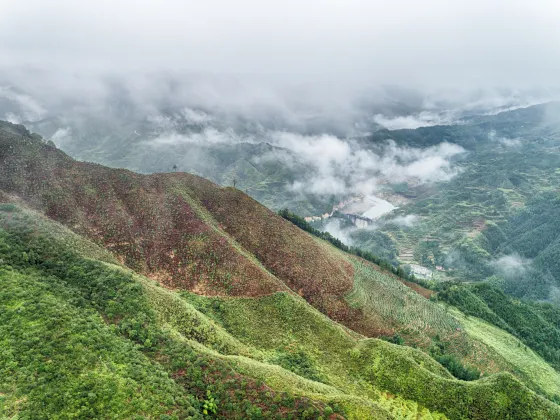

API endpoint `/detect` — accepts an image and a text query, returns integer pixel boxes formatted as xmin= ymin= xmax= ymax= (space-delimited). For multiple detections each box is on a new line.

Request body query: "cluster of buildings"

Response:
xmin=304 ymin=214 xmax=330 ymax=223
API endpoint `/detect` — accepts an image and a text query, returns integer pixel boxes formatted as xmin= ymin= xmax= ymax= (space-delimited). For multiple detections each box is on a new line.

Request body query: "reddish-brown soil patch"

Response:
xmin=401 ymin=280 xmax=435 ymax=299
xmin=184 ymin=179 xmax=360 ymax=322
xmin=0 ymin=131 xmax=282 ymax=297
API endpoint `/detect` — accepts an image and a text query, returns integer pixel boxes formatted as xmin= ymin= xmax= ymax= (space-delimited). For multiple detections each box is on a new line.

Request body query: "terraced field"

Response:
xmin=346 ymin=259 xmax=460 ymax=338
xmin=342 ymin=257 xmax=550 ymax=384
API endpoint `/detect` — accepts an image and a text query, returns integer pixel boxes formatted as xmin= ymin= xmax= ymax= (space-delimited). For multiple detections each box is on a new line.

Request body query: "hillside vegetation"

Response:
xmin=0 ymin=205 xmax=346 ymax=419
xmin=1 ymin=121 xmax=560 ymax=418
xmin=341 ymin=104 xmax=560 ymax=299
xmin=437 ymin=281 xmax=560 ymax=401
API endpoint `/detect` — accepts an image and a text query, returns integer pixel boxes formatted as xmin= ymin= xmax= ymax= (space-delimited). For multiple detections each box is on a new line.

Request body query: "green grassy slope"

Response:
xmin=0 ymin=205 xmax=346 ymax=419
xmin=0 ymin=269 xmax=201 ymax=419
xmin=455 ymin=309 xmax=560 ymax=402
xmin=3 ymin=198 xmax=560 ymax=418
xmin=182 ymin=289 xmax=560 ymax=419
xmin=438 ymin=281 xmax=560 ymax=401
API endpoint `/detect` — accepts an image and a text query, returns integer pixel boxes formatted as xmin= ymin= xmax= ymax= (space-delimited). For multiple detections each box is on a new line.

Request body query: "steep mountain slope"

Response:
xmin=0 ymin=121 xmax=500 ymax=349
xmin=2 ymin=200 xmax=559 ymax=419
xmin=1 ymin=121 xmax=560 ymax=418
xmin=0 ymin=121 xmax=286 ymax=297
xmin=1 ymin=120 xmax=428 ymax=339
xmin=0 ymin=205 xmax=352 ymax=419
xmin=438 ymin=282 xmax=560 ymax=381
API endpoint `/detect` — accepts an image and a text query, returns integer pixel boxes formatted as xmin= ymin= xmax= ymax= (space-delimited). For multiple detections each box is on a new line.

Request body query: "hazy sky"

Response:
xmin=2 ymin=0 xmax=560 ymax=87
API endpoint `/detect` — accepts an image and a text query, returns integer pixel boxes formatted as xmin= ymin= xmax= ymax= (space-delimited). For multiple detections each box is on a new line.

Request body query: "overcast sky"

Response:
xmin=1 ymin=0 xmax=560 ymax=88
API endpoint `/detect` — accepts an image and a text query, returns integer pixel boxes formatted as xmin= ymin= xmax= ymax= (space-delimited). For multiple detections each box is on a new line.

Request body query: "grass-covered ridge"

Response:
xmin=182 ymin=288 xmax=560 ymax=419
xmin=455 ymin=308 xmax=560 ymax=403
xmin=0 ymin=205 xmax=345 ymax=419
xmin=3 ymin=202 xmax=560 ymax=418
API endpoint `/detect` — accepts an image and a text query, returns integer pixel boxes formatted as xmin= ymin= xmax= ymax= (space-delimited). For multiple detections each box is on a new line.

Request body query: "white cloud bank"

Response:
xmin=265 ymin=133 xmax=465 ymax=196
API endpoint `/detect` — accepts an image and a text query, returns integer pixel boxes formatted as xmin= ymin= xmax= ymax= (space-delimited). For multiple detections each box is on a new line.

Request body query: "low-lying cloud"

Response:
xmin=50 ymin=127 xmax=72 ymax=147
xmin=322 ymin=218 xmax=356 ymax=246
xmin=386 ymin=214 xmax=420 ymax=227
xmin=257 ymin=133 xmax=465 ymax=197
xmin=497 ymin=137 xmax=522 ymax=147
xmin=491 ymin=254 xmax=531 ymax=279
xmin=488 ymin=130 xmax=522 ymax=148
xmin=148 ymin=128 xmax=244 ymax=147
xmin=382 ymin=141 xmax=465 ymax=182
xmin=0 ymin=69 xmax=493 ymax=205
xmin=143 ymin=123 xmax=466 ymax=198
xmin=373 ymin=112 xmax=457 ymax=130
xmin=0 ymin=85 xmax=46 ymax=123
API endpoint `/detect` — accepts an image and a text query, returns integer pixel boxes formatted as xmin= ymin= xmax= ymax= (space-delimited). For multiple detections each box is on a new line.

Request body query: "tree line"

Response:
xmin=278 ymin=208 xmax=427 ymax=287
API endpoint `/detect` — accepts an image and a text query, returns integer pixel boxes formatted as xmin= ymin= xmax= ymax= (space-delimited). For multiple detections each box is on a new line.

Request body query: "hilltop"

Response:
xmin=1 ymin=120 xmax=560 ymax=419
